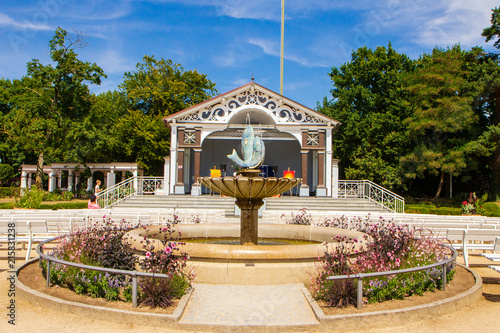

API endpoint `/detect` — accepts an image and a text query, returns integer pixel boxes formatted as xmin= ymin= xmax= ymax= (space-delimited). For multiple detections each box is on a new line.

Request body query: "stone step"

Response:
xmin=114 ymin=195 xmax=391 ymax=214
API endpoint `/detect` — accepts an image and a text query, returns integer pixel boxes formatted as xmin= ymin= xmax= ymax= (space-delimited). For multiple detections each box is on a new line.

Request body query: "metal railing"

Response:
xmin=338 ymin=180 xmax=405 ymax=213
xmin=97 ymin=177 xmax=164 ymax=208
xmin=327 ymin=245 xmax=457 ymax=309
xmin=36 ymin=236 xmax=170 ymax=308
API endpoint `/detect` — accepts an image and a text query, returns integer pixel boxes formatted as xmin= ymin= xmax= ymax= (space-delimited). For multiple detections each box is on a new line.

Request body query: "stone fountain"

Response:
xmin=199 ymin=123 xmax=301 ymax=245
xmin=123 ymin=123 xmax=369 ymax=285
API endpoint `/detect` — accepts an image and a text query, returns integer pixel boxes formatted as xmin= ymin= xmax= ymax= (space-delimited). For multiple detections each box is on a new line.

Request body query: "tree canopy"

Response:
xmin=317 ymin=43 xmax=414 ymax=188
xmin=1 ymin=27 xmax=105 ymax=186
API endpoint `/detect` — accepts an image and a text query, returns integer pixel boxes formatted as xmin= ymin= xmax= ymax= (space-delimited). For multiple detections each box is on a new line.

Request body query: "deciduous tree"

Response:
xmin=317 ymin=44 xmax=414 ymax=189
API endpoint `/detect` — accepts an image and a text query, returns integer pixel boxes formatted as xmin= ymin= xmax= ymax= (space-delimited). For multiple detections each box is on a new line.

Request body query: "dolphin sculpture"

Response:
xmin=228 ymin=124 xmax=265 ymax=169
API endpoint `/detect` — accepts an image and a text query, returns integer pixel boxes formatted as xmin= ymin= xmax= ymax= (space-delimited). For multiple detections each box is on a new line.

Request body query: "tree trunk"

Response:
xmin=434 ymin=170 xmax=445 ymax=201
xmin=35 ymin=151 xmax=44 ymax=189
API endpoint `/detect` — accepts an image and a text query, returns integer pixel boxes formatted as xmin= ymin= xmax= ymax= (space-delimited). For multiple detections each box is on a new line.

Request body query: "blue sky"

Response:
xmin=0 ymin=0 xmax=498 ymax=109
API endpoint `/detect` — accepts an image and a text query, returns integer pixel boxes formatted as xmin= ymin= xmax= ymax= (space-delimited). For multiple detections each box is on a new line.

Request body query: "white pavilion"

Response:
xmin=163 ymin=81 xmax=341 ymax=197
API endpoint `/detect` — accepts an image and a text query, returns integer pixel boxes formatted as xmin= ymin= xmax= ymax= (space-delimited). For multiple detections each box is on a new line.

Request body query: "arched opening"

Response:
xmin=199 ymin=128 xmax=301 ymax=195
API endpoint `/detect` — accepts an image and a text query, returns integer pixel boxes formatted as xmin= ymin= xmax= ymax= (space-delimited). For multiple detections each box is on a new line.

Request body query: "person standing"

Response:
xmin=95 ymin=179 xmax=102 ymax=197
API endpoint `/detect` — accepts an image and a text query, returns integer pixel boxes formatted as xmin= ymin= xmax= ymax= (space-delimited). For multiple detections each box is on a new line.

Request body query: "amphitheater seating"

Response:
xmin=0 ymin=220 xmax=51 ymax=261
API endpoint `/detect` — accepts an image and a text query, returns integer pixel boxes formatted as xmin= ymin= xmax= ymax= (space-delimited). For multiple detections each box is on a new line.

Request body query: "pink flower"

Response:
xmin=145 ymin=251 xmax=151 ymax=258
xmin=165 ymin=247 xmax=172 ymax=254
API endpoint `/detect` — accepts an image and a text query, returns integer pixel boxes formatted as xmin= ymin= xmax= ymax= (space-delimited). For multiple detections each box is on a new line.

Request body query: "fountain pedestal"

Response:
xmin=236 ymin=198 xmax=264 ymax=245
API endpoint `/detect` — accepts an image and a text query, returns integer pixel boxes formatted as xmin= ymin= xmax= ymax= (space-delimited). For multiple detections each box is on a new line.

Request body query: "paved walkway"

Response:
xmin=180 ymin=284 xmax=318 ymax=327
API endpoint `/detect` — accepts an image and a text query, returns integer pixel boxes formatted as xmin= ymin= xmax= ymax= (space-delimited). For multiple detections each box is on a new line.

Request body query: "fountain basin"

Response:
xmin=123 ymin=223 xmax=369 ymax=285
xmin=199 ymin=176 xmax=301 ymax=199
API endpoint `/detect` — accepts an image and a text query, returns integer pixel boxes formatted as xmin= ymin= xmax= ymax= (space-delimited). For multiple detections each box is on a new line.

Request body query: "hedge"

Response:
xmin=0 ymin=187 xmax=20 ymax=198
xmin=482 ymin=202 xmax=500 ymax=217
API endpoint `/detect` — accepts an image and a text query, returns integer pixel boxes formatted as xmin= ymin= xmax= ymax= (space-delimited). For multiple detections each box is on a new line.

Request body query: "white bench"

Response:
xmin=481 ymin=237 xmax=500 ymax=262
xmin=446 ymin=229 xmax=500 ymax=267
xmin=0 ymin=220 xmax=51 ymax=261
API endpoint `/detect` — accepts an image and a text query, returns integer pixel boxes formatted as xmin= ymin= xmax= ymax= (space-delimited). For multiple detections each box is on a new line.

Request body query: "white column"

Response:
xmin=20 ymin=171 xmax=27 ymax=190
xmin=107 ymin=169 xmax=116 ymax=188
xmin=326 ymin=129 xmax=332 ymax=197
xmin=332 ymin=159 xmax=340 ymax=199
xmin=133 ymin=170 xmax=139 ymax=194
xmin=57 ymin=171 xmax=62 ymax=189
xmin=87 ymin=177 xmax=93 ymax=192
xmin=163 ymin=156 xmax=170 ymax=195
xmin=27 ymin=173 xmax=32 ymax=189
xmin=75 ymin=173 xmax=80 ymax=192
xmin=68 ymin=170 xmax=74 ymax=192
xmin=170 ymin=124 xmax=178 ymax=194
xmin=49 ymin=172 xmax=57 ymax=192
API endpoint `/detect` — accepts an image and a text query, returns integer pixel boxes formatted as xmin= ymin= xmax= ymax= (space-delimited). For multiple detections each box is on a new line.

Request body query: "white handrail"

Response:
xmin=97 ymin=177 xmax=165 ymax=208
xmin=338 ymin=180 xmax=405 ymax=213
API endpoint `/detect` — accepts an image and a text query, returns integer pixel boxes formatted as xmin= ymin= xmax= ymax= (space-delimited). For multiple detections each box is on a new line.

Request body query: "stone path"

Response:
xmin=179 ymin=284 xmax=318 ymax=327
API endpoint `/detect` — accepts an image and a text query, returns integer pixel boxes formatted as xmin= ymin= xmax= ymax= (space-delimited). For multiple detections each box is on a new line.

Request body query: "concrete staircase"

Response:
xmin=265 ymin=196 xmax=388 ymax=213
xmin=114 ymin=195 xmax=389 ymax=216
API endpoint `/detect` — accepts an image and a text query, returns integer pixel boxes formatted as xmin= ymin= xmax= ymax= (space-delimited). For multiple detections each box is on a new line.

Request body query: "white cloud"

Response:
xmin=247 ymin=37 xmax=330 ymax=68
xmin=0 ymin=12 xmax=52 ymax=30
xmin=412 ymin=0 xmax=496 ymax=47
xmin=150 ymin=0 xmax=373 ymax=21
xmin=93 ymin=49 xmax=134 ymax=75
xmin=353 ymin=0 xmax=498 ymax=48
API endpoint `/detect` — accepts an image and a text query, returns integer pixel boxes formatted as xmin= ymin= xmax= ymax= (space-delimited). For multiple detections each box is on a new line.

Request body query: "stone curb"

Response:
xmin=15 ymin=259 xmax=193 ymax=329
xmin=16 ymin=260 xmax=483 ymax=332
xmin=301 ymin=264 xmax=483 ymax=331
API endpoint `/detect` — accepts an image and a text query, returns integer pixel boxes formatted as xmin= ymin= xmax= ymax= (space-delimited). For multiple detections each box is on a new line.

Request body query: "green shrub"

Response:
xmin=483 ymin=202 xmax=500 ymax=217
xmin=18 ymin=187 xmax=44 ymax=208
xmin=38 ymin=202 xmax=88 ymax=210
xmin=0 ymin=187 xmax=20 ymax=198
xmin=0 ymin=202 xmax=14 ymax=209
xmin=404 ymin=204 xmax=460 ymax=215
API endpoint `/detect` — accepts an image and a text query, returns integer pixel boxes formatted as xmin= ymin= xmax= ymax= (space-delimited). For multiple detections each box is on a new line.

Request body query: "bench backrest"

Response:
xmin=465 ymin=229 xmax=500 ymax=241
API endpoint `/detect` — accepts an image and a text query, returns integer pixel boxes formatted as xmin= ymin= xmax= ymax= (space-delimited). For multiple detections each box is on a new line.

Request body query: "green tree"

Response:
xmin=317 ymin=43 xmax=414 ymax=189
xmin=1 ymin=27 xmax=105 ymax=187
xmin=401 ymin=45 xmax=480 ymax=200
xmin=120 ymin=55 xmax=217 ymax=116
xmin=481 ymin=6 xmax=500 ymax=199
xmin=67 ymin=90 xmax=128 ymax=163
xmin=117 ymin=56 xmax=217 ymax=174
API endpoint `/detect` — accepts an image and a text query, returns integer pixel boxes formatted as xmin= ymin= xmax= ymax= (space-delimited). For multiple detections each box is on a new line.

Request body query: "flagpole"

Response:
xmin=280 ymin=0 xmax=285 ymax=95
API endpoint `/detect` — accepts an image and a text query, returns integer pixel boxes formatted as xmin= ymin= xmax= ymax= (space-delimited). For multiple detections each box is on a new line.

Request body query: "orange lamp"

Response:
xmin=210 ymin=166 xmax=221 ymax=178
xmin=283 ymin=169 xmax=295 ymax=179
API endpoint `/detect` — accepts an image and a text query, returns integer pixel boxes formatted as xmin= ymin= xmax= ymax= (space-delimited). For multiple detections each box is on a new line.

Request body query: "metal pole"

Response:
xmin=357 ymin=277 xmax=363 ymax=309
xmin=280 ymin=0 xmax=285 ymax=95
xmin=442 ymin=264 xmax=447 ymax=291
xmin=46 ymin=260 xmax=51 ymax=287
xmin=132 ymin=272 xmax=138 ymax=308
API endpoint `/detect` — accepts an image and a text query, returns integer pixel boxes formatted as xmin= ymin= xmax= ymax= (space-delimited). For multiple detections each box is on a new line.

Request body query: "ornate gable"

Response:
xmin=165 ymin=82 xmax=337 ymax=126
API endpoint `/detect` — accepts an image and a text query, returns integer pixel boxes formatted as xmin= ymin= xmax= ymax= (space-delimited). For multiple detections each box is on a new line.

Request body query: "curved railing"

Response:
xmin=338 ymin=180 xmax=405 ymax=213
xmin=326 ymin=244 xmax=458 ymax=309
xmin=35 ymin=236 xmax=170 ymax=308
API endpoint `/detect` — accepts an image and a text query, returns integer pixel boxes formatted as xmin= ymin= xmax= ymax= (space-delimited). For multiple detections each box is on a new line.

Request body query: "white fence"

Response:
xmin=338 ymin=180 xmax=405 ymax=213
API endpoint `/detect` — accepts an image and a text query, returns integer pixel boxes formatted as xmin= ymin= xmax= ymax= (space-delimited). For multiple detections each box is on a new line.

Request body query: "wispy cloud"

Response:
xmin=247 ymin=37 xmax=329 ymax=68
xmin=149 ymin=0 xmax=372 ymax=21
xmin=411 ymin=0 xmax=496 ymax=47
xmin=60 ymin=1 xmax=134 ymax=21
xmin=93 ymin=49 xmax=134 ymax=75
xmin=0 ymin=12 xmax=52 ymax=30
xmin=353 ymin=0 xmax=497 ymax=48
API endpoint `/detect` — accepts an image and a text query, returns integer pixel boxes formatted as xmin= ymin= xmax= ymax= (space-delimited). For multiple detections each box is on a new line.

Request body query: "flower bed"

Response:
xmin=41 ymin=217 xmax=192 ymax=308
xmin=310 ymin=215 xmax=455 ymax=308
